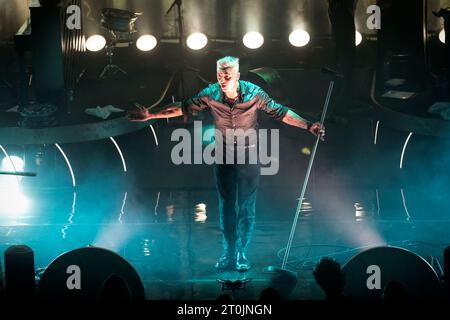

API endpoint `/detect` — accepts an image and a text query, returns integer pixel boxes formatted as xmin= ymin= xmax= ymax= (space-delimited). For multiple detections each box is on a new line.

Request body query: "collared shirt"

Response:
xmin=182 ymin=81 xmax=290 ymax=140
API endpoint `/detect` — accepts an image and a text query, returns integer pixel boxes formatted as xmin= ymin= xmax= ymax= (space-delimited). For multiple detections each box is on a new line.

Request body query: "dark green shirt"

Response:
xmin=182 ymin=80 xmax=289 ymax=138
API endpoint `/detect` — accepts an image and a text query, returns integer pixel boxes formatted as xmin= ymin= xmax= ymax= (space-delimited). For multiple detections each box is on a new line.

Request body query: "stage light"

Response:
xmin=243 ymin=32 xmax=264 ymax=49
xmin=194 ymin=203 xmax=207 ymax=223
xmin=400 ymin=132 xmax=413 ymax=169
xmin=109 ymin=137 xmax=127 ymax=173
xmin=1 ymin=156 xmax=24 ymax=171
xmin=149 ymin=125 xmax=159 ymax=146
xmin=55 ymin=144 xmax=76 ymax=187
xmin=0 ymin=175 xmax=29 ymax=216
xmin=439 ymin=29 xmax=446 ymax=44
xmin=186 ymin=32 xmax=208 ymax=50
xmin=374 ymin=120 xmax=380 ymax=145
xmin=301 ymin=147 xmax=311 ymax=155
xmin=289 ymin=30 xmax=310 ymax=47
xmin=0 ymin=155 xmax=29 ymax=217
xmin=0 ymin=191 xmax=29 ymax=216
xmin=86 ymin=35 xmax=106 ymax=52
xmin=355 ymin=31 xmax=363 ymax=46
xmin=354 ymin=202 xmax=367 ymax=222
xmin=136 ymin=35 xmax=157 ymax=51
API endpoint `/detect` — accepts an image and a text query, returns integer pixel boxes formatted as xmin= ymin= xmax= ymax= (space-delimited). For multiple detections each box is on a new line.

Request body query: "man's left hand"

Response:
xmin=309 ymin=122 xmax=325 ymax=141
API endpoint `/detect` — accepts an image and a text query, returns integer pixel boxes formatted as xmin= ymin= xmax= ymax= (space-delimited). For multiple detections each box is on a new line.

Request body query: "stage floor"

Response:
xmin=1 ymin=109 xmax=450 ymax=299
xmin=0 ymin=185 xmax=448 ymax=300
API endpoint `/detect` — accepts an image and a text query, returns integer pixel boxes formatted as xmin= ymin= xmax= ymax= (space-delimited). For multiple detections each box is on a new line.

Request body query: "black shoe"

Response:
xmin=215 ymin=252 xmax=235 ymax=270
xmin=236 ymin=252 xmax=251 ymax=272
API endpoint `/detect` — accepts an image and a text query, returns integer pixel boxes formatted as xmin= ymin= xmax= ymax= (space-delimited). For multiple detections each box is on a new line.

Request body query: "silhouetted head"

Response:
xmin=267 ymin=271 xmax=298 ymax=299
xmin=313 ymin=257 xmax=346 ymax=299
xmin=98 ymin=274 xmax=132 ymax=300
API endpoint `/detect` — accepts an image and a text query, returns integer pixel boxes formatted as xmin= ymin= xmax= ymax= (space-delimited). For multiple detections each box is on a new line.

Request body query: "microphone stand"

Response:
xmin=166 ymin=0 xmax=186 ymax=101
xmin=166 ymin=0 xmax=184 ymax=47
xmin=264 ymin=78 xmax=336 ymax=279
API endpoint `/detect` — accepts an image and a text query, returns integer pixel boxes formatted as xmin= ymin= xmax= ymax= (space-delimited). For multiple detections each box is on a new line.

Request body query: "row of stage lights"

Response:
xmin=87 ymin=30 xmax=361 ymax=52
xmin=86 ymin=29 xmax=446 ymax=52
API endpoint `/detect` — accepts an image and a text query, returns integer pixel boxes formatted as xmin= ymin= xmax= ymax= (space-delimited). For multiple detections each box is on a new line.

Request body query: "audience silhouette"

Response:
xmin=97 ymin=274 xmax=132 ymax=300
xmin=313 ymin=257 xmax=348 ymax=300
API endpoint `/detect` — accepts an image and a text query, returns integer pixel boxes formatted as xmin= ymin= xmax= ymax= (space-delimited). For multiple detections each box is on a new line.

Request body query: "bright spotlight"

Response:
xmin=1 ymin=156 xmax=24 ymax=171
xmin=355 ymin=31 xmax=363 ymax=46
xmin=0 ymin=191 xmax=29 ymax=217
xmin=243 ymin=31 xmax=264 ymax=49
xmin=86 ymin=35 xmax=106 ymax=52
xmin=136 ymin=35 xmax=157 ymax=51
xmin=439 ymin=29 xmax=446 ymax=44
xmin=289 ymin=30 xmax=310 ymax=47
xmin=0 ymin=156 xmax=29 ymax=217
xmin=186 ymin=32 xmax=208 ymax=50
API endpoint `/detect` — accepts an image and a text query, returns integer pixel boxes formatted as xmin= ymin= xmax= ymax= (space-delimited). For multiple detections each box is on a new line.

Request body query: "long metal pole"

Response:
xmin=281 ymin=81 xmax=334 ymax=270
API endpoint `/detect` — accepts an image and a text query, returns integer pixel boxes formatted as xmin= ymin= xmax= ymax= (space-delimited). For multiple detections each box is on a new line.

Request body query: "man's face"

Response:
xmin=217 ymin=67 xmax=240 ymax=94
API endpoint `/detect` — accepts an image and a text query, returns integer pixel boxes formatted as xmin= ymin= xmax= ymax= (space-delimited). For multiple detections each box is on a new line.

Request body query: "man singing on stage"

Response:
xmin=128 ymin=56 xmax=325 ymax=272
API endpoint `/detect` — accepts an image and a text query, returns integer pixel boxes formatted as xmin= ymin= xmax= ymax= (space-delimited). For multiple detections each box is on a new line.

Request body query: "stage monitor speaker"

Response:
xmin=37 ymin=246 xmax=145 ymax=300
xmin=444 ymin=246 xmax=450 ymax=295
xmin=4 ymin=245 xmax=35 ymax=296
xmin=342 ymin=246 xmax=443 ymax=299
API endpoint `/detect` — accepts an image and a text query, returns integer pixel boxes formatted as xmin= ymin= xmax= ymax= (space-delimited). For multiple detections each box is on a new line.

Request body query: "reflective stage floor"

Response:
xmin=1 ymin=116 xmax=450 ymax=299
xmin=0 ymin=184 xmax=449 ymax=300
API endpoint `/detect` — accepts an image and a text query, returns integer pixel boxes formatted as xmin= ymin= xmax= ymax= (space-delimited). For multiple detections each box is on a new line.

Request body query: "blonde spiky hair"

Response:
xmin=216 ymin=56 xmax=239 ymax=72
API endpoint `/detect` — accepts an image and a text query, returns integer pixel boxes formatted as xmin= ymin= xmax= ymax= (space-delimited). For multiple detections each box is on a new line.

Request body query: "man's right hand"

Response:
xmin=127 ymin=103 xmax=153 ymax=122
xmin=309 ymin=122 xmax=325 ymax=141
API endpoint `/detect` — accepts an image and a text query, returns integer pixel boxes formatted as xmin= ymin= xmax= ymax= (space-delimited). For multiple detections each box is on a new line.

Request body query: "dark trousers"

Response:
xmin=214 ymin=153 xmax=260 ymax=255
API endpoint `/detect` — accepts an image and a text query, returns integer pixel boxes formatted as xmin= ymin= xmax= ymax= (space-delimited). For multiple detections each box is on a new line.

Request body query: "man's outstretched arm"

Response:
xmin=282 ymin=109 xmax=310 ymax=129
xmin=282 ymin=109 xmax=326 ymax=141
xmin=127 ymin=102 xmax=183 ymax=122
xmin=256 ymin=88 xmax=325 ymax=141
xmin=129 ymin=87 xmax=210 ymax=122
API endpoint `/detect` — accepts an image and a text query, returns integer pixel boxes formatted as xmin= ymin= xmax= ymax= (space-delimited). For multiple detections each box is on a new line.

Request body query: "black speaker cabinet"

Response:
xmin=342 ymin=246 xmax=443 ymax=299
xmin=37 ymin=246 xmax=145 ymax=300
